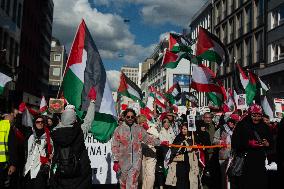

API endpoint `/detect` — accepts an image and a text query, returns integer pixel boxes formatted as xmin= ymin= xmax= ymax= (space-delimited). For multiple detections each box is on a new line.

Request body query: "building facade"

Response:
xmin=212 ymin=0 xmax=266 ymax=89
xmin=140 ymin=38 xmax=191 ymax=99
xmin=0 ymin=0 xmax=24 ymax=111
xmin=48 ymin=37 xmax=67 ymax=98
xmin=17 ymin=0 xmax=54 ymax=106
xmin=189 ymin=0 xmax=212 ymax=107
xmin=258 ymin=0 xmax=284 ymax=98
xmin=121 ymin=66 xmax=139 ymax=86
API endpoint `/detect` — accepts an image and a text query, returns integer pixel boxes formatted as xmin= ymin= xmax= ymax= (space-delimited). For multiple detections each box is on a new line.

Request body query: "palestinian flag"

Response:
xmin=162 ymin=49 xmax=187 ymax=69
xmin=168 ymin=33 xmax=192 ymax=53
xmin=39 ymin=96 xmax=48 ymax=115
xmin=234 ymin=64 xmax=256 ymax=105
xmin=149 ymin=86 xmax=167 ymax=113
xmin=191 ymin=64 xmax=224 ymax=94
xmin=196 ymin=27 xmax=229 ymax=66
xmin=207 ymin=84 xmax=227 ymax=108
xmin=261 ymin=95 xmax=274 ymax=119
xmin=233 ymin=63 xmax=246 ymax=94
xmin=166 ymin=82 xmax=181 ymax=104
xmin=0 ymin=72 xmax=12 ymax=95
xmin=223 ymin=88 xmax=236 ymax=112
xmin=118 ymin=72 xmax=143 ymax=105
xmin=62 ymin=20 xmax=117 ymax=142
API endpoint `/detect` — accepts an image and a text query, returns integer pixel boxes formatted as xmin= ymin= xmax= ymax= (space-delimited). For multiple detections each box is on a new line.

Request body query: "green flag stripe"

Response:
xmin=198 ymin=50 xmax=222 ymax=64
xmin=90 ymin=112 xmax=117 ymax=143
xmin=62 ymin=69 xmax=84 ymax=108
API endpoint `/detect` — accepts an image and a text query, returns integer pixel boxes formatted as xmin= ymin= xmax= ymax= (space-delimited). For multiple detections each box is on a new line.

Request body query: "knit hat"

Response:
xmin=248 ymin=104 xmax=263 ymax=115
xmin=61 ymin=105 xmax=76 ymax=126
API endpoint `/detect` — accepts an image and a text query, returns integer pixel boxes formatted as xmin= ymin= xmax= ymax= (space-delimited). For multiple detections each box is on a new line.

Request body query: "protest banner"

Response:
xmin=85 ymin=134 xmax=118 ymax=184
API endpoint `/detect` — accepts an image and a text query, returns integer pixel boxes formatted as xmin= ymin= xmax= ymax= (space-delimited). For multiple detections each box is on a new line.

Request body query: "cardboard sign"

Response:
xmin=187 ymin=115 xmax=196 ymax=131
xmin=177 ymin=106 xmax=187 ymax=116
xmin=48 ymin=98 xmax=64 ymax=113
xmin=236 ymin=94 xmax=247 ymax=110
xmin=274 ymin=98 xmax=284 ymax=118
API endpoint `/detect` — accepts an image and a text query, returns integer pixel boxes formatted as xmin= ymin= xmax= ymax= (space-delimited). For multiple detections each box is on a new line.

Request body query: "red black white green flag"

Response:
xmin=196 ymin=27 xmax=229 ymax=66
xmin=61 ymin=20 xmax=117 ymax=142
xmin=118 ymin=72 xmax=143 ymax=104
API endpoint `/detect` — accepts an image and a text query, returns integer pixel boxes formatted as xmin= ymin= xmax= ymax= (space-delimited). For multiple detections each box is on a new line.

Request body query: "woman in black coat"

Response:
xmin=231 ymin=104 xmax=273 ymax=189
xmin=170 ymin=123 xmax=193 ymax=189
xmin=51 ymin=100 xmax=95 ymax=189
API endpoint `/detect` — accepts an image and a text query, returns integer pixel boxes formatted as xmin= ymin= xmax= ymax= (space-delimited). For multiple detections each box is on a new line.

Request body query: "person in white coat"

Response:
xmin=23 ymin=115 xmax=53 ymax=189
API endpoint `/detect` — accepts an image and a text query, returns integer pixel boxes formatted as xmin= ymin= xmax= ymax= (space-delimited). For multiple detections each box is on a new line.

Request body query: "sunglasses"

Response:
xmin=126 ymin=116 xmax=135 ymax=120
xmin=35 ymin=120 xmax=44 ymax=124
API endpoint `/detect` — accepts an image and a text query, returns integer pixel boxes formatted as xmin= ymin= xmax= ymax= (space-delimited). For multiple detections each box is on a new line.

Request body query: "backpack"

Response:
xmin=56 ymin=146 xmax=80 ymax=178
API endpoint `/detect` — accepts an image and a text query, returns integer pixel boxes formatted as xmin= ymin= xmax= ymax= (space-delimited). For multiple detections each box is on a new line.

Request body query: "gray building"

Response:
xmin=0 ymin=0 xmax=24 ymax=110
xmin=17 ymin=0 xmax=54 ymax=106
xmin=212 ymin=0 xmax=266 ymax=89
xmin=212 ymin=0 xmax=267 ymax=88
xmin=121 ymin=66 xmax=139 ymax=86
xmin=48 ymin=37 xmax=67 ymax=98
xmin=258 ymin=0 xmax=284 ymax=98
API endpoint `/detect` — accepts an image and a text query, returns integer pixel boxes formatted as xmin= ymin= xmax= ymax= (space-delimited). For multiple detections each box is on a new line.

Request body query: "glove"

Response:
xmin=160 ymin=141 xmax=169 ymax=146
xmin=18 ymin=102 xmax=26 ymax=113
xmin=113 ymin=161 xmax=120 ymax=173
xmin=142 ymin=123 xmax=149 ymax=130
xmin=248 ymin=139 xmax=262 ymax=148
xmin=220 ymin=140 xmax=227 ymax=147
xmin=88 ymin=87 xmax=97 ymax=101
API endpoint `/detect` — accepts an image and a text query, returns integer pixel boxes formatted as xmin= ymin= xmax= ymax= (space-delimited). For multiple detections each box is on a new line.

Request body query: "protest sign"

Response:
xmin=85 ymin=134 xmax=118 ymax=184
xmin=48 ymin=98 xmax=64 ymax=113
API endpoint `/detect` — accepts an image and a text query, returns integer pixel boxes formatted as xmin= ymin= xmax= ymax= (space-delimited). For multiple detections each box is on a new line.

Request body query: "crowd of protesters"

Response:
xmin=111 ymin=104 xmax=284 ymax=189
xmin=0 ymin=98 xmax=284 ymax=189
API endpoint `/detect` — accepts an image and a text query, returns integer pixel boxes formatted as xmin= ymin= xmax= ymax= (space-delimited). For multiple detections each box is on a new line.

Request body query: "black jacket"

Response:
xmin=232 ymin=116 xmax=273 ymax=189
xmin=51 ymin=124 xmax=92 ymax=189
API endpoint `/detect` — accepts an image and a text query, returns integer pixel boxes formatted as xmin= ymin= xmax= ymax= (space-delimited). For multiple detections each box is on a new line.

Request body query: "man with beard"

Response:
xmin=112 ymin=108 xmax=168 ymax=189
xmin=231 ymin=104 xmax=273 ymax=189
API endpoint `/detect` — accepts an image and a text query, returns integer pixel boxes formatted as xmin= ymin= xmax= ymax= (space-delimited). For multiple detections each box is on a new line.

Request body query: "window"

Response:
xmin=17 ymin=3 xmax=21 ymax=27
xmin=280 ymin=7 xmax=284 ymax=25
xmin=12 ymin=0 xmax=17 ymax=22
xmin=1 ymin=0 xmax=5 ymax=10
xmin=5 ymin=0 xmax=10 ymax=15
xmin=52 ymin=68 xmax=61 ymax=76
xmin=54 ymin=54 xmax=61 ymax=61
xmin=279 ymin=44 xmax=284 ymax=58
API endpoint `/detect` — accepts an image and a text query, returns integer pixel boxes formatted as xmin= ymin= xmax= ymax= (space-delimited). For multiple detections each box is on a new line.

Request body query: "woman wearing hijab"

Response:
xmin=50 ymin=90 xmax=96 ymax=189
xmin=231 ymin=104 xmax=273 ymax=189
xmin=23 ymin=115 xmax=53 ymax=189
